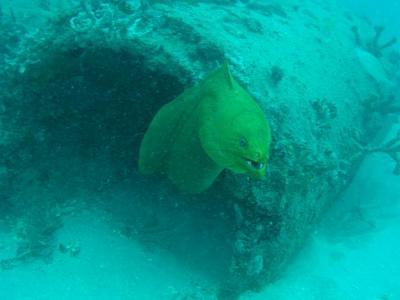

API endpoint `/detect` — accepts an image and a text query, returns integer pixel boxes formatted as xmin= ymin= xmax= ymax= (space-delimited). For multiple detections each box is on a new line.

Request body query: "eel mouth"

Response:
xmin=244 ymin=158 xmax=264 ymax=170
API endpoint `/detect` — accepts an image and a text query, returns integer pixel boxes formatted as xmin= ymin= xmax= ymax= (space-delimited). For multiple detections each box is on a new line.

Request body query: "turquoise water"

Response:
xmin=0 ymin=1 xmax=399 ymax=299
xmin=337 ymin=0 xmax=400 ymax=36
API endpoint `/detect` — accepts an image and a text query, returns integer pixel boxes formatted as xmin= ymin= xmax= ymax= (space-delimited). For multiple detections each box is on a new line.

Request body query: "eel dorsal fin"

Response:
xmin=222 ymin=61 xmax=234 ymax=89
xmin=203 ymin=61 xmax=234 ymax=90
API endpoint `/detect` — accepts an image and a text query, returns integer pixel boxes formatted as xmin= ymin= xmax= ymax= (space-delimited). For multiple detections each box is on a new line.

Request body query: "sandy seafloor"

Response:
xmin=0 ymin=150 xmax=399 ymax=300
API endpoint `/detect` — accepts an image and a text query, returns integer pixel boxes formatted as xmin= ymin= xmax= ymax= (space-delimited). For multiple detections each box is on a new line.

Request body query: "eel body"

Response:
xmin=139 ymin=63 xmax=271 ymax=193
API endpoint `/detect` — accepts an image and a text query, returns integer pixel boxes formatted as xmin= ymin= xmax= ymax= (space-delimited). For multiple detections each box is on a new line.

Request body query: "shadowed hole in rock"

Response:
xmin=3 ymin=46 xmax=236 ymax=285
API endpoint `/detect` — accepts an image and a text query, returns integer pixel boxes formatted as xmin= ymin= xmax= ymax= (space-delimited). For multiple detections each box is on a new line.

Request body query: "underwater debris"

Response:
xmin=310 ymin=98 xmax=337 ymax=138
xmin=310 ymin=98 xmax=337 ymax=120
xmin=269 ymin=65 xmax=284 ymax=86
xmin=0 ymin=195 xmax=65 ymax=271
xmin=0 ymin=214 xmax=62 ymax=270
xmin=58 ymin=242 xmax=81 ymax=257
xmin=15 ymin=213 xmax=63 ymax=263
xmin=352 ymin=25 xmax=398 ymax=57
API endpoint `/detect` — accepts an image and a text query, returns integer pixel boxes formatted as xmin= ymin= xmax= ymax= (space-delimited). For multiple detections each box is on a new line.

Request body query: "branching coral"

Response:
xmin=352 ymin=25 xmax=398 ymax=57
xmin=359 ymin=93 xmax=400 ymax=140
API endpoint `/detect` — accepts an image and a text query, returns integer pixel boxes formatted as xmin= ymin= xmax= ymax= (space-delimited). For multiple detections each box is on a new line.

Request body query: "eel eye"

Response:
xmin=239 ymin=137 xmax=248 ymax=147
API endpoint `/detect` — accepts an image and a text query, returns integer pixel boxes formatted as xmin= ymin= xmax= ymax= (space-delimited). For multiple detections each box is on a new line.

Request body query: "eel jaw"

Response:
xmin=245 ymin=159 xmax=264 ymax=170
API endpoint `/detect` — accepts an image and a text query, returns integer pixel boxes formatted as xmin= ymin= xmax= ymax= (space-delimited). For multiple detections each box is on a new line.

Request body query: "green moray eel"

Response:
xmin=139 ymin=63 xmax=271 ymax=193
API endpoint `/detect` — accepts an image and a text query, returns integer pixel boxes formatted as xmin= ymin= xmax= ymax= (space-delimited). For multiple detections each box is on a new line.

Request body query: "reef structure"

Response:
xmin=0 ymin=0 xmax=397 ymax=298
